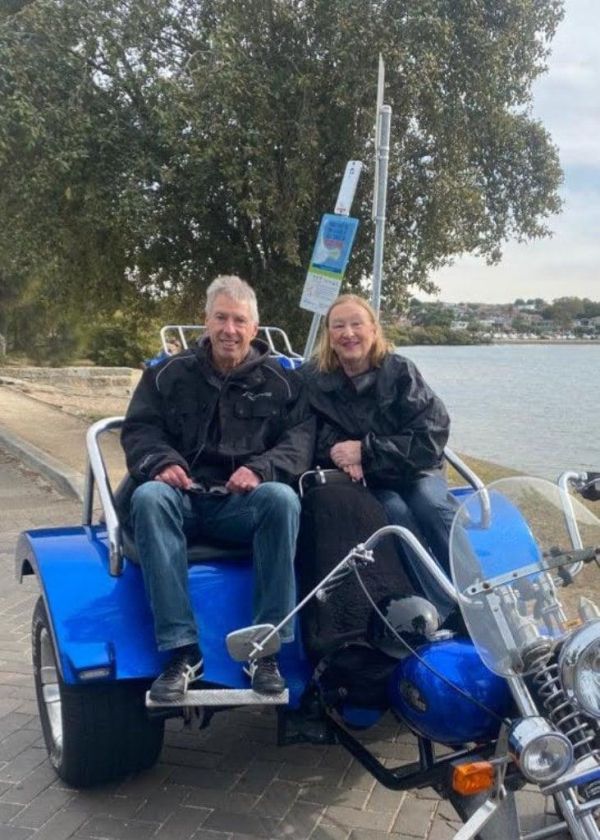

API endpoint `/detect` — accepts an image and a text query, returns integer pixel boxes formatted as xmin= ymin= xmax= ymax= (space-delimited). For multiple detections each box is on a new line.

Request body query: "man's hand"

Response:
xmin=154 ymin=464 xmax=192 ymax=489
xmin=330 ymin=440 xmax=362 ymax=469
xmin=226 ymin=466 xmax=262 ymax=494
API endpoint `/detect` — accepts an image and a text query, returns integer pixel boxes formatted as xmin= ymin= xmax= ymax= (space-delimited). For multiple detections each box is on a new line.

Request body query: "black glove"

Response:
xmin=581 ymin=472 xmax=600 ymax=502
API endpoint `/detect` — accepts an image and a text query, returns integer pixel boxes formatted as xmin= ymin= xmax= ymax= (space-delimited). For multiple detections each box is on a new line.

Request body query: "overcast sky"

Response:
xmin=426 ymin=0 xmax=600 ymax=304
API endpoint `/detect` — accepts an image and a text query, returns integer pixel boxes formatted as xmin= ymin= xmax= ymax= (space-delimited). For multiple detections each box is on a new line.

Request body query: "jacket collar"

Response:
xmin=313 ymin=366 xmax=348 ymax=393
xmin=193 ymin=337 xmax=270 ymax=386
xmin=314 ymin=354 xmax=395 ymax=401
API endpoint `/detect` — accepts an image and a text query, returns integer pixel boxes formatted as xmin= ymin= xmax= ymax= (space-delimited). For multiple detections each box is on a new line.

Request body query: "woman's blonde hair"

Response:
xmin=316 ymin=294 xmax=392 ymax=372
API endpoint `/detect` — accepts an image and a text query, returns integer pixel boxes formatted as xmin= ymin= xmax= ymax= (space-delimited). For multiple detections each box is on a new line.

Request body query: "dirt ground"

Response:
xmin=0 ymin=373 xmax=136 ymax=421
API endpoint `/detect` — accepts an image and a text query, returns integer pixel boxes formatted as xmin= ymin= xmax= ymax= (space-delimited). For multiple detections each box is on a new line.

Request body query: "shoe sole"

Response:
xmin=149 ymin=689 xmax=186 ymax=703
xmin=251 ymin=682 xmax=286 ymax=695
xmin=149 ymin=670 xmax=205 ymax=704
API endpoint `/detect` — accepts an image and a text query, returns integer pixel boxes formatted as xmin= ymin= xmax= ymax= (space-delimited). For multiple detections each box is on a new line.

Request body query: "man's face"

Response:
xmin=205 ymin=294 xmax=258 ymax=371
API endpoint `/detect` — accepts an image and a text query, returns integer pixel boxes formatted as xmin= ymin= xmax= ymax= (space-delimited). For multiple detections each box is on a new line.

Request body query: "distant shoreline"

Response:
xmin=401 ymin=339 xmax=600 ymax=347
xmin=491 ymin=339 xmax=600 ymax=345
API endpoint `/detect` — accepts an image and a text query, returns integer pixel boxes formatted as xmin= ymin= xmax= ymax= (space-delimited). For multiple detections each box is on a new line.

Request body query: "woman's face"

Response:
xmin=328 ymin=302 xmax=377 ymax=368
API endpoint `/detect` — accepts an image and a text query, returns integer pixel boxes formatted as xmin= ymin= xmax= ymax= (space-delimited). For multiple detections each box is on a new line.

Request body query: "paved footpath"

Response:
xmin=0 ymin=430 xmax=572 ymax=838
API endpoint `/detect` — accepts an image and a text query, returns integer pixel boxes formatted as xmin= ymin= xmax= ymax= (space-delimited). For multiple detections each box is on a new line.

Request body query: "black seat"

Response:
xmin=114 ymin=475 xmax=250 ymax=565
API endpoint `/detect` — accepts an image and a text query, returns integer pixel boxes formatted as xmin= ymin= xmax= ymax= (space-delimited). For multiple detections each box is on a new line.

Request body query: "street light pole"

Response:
xmin=371 ymin=104 xmax=391 ymax=317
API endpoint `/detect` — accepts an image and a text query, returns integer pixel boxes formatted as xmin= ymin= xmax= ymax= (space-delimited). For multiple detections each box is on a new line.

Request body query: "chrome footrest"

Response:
xmin=145 ymin=687 xmax=289 ymax=708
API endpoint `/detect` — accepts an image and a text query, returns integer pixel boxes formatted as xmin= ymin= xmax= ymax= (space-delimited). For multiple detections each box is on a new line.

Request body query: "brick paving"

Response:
xmin=0 ymin=448 xmax=575 ymax=839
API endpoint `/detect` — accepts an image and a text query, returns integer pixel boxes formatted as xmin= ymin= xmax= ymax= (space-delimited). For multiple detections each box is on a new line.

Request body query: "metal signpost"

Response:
xmin=301 ymin=57 xmax=391 ymax=354
xmin=371 ymin=104 xmax=391 ymax=316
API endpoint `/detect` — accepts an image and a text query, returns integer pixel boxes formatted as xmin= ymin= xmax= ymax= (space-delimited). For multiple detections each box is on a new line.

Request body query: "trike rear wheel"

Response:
xmin=32 ymin=596 xmax=164 ymax=787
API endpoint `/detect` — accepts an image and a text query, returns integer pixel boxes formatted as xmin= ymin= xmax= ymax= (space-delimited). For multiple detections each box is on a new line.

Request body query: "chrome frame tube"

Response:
xmin=554 ymin=788 xmax=600 ymax=840
xmin=360 ymin=525 xmax=457 ymax=601
xmin=507 ymin=674 xmax=600 ymax=839
xmin=84 ymin=416 xmax=125 ymax=577
xmin=558 ymin=470 xmax=586 ymax=556
xmin=82 ymin=460 xmax=95 ymax=527
xmin=255 ymin=524 xmax=459 ymax=653
xmin=160 ymin=324 xmax=302 ymax=359
xmin=444 ymin=447 xmax=491 ymax=528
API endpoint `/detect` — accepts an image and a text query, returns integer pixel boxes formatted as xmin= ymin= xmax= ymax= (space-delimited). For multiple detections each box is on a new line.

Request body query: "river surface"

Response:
xmin=396 ymin=344 xmax=600 ymax=479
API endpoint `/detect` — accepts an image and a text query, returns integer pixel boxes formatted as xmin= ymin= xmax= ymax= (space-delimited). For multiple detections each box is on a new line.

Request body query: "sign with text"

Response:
xmin=335 ymin=161 xmax=363 ymax=216
xmin=300 ymin=214 xmax=359 ymax=315
xmin=299 ymin=271 xmax=342 ymax=316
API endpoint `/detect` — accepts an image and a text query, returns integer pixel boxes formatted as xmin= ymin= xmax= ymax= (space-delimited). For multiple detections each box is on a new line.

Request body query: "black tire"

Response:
xmin=32 ymin=596 xmax=164 ymax=788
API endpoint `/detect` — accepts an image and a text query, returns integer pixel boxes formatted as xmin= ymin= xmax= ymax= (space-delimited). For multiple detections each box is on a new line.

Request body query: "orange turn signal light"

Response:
xmin=452 ymin=761 xmax=495 ymax=795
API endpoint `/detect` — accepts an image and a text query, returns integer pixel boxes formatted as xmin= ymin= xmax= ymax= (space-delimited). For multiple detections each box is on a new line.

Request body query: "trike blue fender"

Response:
xmin=17 ymin=524 xmax=311 ymax=706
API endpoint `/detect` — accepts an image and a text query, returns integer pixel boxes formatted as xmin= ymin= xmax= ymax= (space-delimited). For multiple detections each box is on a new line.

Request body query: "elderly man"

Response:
xmin=122 ymin=276 xmax=315 ymax=700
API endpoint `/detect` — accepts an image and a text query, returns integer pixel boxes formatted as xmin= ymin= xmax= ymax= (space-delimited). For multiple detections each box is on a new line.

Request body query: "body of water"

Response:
xmin=397 ymin=344 xmax=600 ymax=480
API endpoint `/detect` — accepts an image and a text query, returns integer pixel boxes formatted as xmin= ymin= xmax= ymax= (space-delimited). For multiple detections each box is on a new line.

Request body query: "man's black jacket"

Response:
xmin=301 ymin=353 xmax=449 ymax=486
xmin=122 ymin=338 xmax=315 ymax=487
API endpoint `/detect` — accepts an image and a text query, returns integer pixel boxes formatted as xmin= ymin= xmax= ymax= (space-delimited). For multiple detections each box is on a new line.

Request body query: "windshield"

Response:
xmin=449 ymin=477 xmax=600 ymax=677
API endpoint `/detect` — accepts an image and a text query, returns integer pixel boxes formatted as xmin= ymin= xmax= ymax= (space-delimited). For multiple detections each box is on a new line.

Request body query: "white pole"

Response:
xmin=303 ymin=314 xmax=321 ymax=360
xmin=372 ymin=54 xmax=385 ymax=221
xmin=371 ymin=104 xmax=391 ymax=316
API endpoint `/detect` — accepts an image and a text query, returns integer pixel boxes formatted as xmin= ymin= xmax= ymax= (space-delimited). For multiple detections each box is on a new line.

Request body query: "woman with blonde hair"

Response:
xmin=302 ymin=293 xmax=457 ymax=616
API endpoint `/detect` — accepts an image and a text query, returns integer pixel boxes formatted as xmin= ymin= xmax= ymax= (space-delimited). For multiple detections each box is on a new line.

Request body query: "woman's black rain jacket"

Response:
xmin=301 ymin=353 xmax=450 ymax=487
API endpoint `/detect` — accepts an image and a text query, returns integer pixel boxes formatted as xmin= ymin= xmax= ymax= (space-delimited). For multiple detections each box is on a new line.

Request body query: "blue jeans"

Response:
xmin=372 ymin=473 xmax=458 ymax=620
xmin=130 ymin=481 xmax=301 ymax=651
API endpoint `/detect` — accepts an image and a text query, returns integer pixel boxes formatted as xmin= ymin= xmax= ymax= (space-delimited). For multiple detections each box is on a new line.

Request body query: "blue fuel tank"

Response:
xmin=389 ymin=638 xmax=514 ymax=745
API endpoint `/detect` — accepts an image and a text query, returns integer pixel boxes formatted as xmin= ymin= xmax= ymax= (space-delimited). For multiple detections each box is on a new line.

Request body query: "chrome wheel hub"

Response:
xmin=39 ymin=628 xmax=63 ymax=752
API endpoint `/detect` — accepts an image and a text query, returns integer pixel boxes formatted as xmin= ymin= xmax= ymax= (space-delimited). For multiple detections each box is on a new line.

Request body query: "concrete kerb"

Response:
xmin=0 ymin=421 xmax=85 ymax=501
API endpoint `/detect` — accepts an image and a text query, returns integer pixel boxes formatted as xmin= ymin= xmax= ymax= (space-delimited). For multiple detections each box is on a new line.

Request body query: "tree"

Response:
xmin=582 ymin=299 xmax=600 ymax=318
xmin=511 ymin=316 xmax=529 ymax=333
xmin=542 ymin=297 xmax=584 ymax=327
xmin=0 ymin=0 xmax=564 ymax=349
xmin=0 ymin=0 xmax=36 ymax=14
xmin=410 ymin=301 xmax=454 ymax=329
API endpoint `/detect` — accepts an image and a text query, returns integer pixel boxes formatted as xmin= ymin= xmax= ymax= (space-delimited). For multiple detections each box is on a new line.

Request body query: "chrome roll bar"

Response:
xmin=82 ymin=422 xmax=488 ymax=581
xmin=444 ymin=446 xmax=491 ymax=528
xmin=83 ymin=416 xmax=125 ymax=577
xmin=557 ymin=470 xmax=591 ymax=581
xmin=160 ymin=324 xmax=302 ymax=360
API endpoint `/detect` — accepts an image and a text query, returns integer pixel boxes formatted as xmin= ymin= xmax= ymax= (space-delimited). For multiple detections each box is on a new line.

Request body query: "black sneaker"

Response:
xmin=150 ymin=648 xmax=204 ymax=703
xmin=247 ymin=655 xmax=285 ymax=695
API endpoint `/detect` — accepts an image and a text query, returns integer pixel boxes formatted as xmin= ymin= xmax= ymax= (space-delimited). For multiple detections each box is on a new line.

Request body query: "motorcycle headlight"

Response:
xmin=559 ymin=619 xmax=600 ymax=719
xmin=508 ymin=717 xmax=573 ymax=783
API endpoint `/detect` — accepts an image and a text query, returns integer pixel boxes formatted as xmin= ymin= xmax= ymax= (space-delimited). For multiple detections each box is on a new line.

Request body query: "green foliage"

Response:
xmin=87 ymin=312 xmax=158 ymax=367
xmin=542 ymin=297 xmax=584 ymax=327
xmin=0 ymin=0 xmax=564 ymax=351
xmin=28 ymin=320 xmax=81 ymax=366
xmin=409 ymin=301 xmax=455 ymax=329
xmin=0 ymin=0 xmax=36 ymax=13
xmin=385 ymin=323 xmax=486 ymax=347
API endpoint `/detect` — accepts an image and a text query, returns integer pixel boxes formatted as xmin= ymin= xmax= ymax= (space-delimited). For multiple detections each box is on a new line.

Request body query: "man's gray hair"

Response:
xmin=205 ymin=275 xmax=259 ymax=323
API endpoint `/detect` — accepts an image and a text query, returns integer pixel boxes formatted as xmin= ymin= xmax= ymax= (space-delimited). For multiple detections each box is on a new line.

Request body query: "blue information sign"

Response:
xmin=310 ymin=214 xmax=359 ymax=276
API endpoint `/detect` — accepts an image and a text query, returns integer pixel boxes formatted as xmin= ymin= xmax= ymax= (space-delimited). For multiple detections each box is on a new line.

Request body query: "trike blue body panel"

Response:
xmin=17 ymin=525 xmax=311 ymax=707
xmin=17 ymin=484 xmax=539 ymax=734
xmin=389 ymin=638 xmax=513 ymax=744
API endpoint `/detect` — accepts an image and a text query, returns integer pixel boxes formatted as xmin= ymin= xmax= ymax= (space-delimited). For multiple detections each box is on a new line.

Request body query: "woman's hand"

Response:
xmin=344 ymin=463 xmax=364 ymax=482
xmin=330 ymin=440 xmax=362 ymax=468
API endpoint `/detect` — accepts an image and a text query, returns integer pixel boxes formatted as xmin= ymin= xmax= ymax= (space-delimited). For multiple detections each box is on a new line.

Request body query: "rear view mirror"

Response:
xmin=226 ymin=624 xmax=281 ymax=662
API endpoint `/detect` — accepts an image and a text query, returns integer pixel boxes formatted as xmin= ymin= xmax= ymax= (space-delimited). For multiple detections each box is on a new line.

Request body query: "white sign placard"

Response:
xmin=335 ymin=160 xmax=363 ymax=216
xmin=300 ymin=271 xmax=342 ymax=316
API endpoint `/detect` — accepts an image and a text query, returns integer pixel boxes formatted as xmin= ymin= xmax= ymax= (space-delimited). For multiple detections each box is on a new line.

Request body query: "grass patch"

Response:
xmin=447 ymin=453 xmax=520 ymax=488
